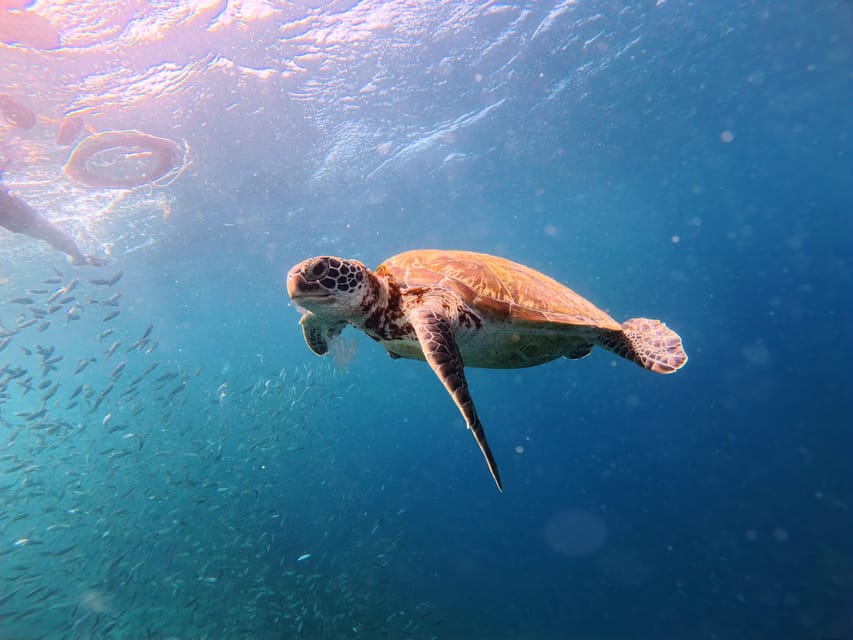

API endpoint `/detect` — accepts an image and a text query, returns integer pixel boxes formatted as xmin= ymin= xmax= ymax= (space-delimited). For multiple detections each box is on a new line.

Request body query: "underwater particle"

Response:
xmin=80 ymin=589 xmax=109 ymax=613
xmin=671 ymin=235 xmax=680 ymax=244
xmin=772 ymin=528 xmax=789 ymax=542
xmin=746 ymin=70 xmax=765 ymax=85
xmin=626 ymin=394 xmax=640 ymax=407
xmin=543 ymin=224 xmax=559 ymax=237
xmin=543 ymin=510 xmax=608 ymax=557
xmin=720 ymin=130 xmax=735 ymax=143
xmin=744 ymin=529 xmax=758 ymax=541
xmin=742 ymin=338 xmax=770 ymax=366
xmin=297 ymin=553 xmax=311 ymax=562
xmin=514 ymin=445 xmax=524 ymax=454
xmin=597 ymin=548 xmax=650 ymax=587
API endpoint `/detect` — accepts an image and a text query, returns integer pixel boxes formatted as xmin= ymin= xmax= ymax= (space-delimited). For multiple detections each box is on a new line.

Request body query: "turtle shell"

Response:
xmin=376 ymin=249 xmax=622 ymax=331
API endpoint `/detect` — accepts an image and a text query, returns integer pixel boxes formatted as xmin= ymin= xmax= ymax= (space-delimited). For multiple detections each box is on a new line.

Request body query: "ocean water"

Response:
xmin=1 ymin=1 xmax=851 ymax=639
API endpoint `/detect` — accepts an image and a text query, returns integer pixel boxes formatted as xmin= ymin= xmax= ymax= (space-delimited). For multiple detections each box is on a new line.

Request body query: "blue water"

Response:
xmin=1 ymin=1 xmax=851 ymax=639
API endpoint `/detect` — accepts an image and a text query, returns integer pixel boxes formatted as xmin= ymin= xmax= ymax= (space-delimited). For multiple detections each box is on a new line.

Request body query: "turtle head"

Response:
xmin=287 ymin=256 xmax=373 ymax=320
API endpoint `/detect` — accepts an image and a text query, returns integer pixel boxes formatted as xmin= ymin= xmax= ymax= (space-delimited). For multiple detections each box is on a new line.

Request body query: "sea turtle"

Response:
xmin=286 ymin=249 xmax=687 ymax=491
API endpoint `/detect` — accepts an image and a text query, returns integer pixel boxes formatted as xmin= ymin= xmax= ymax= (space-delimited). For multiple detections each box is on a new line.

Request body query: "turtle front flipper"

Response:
xmin=410 ymin=308 xmax=503 ymax=491
xmin=299 ymin=312 xmax=347 ymax=356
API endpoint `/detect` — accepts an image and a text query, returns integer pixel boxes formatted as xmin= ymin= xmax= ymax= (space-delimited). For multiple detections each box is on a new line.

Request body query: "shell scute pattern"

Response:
xmin=379 ymin=249 xmax=621 ymax=331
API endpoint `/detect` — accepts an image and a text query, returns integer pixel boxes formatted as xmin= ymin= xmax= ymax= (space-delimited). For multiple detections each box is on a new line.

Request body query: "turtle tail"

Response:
xmin=597 ymin=318 xmax=687 ymax=374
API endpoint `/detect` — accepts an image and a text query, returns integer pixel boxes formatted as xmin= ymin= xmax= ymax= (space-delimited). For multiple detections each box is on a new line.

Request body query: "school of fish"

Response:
xmin=0 ymin=268 xmax=442 ymax=639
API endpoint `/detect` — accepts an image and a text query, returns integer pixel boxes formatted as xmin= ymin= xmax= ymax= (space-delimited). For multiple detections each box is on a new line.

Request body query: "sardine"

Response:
xmin=47 ymin=288 xmax=65 ymax=304
xmin=63 ymin=277 xmax=79 ymax=294
xmin=105 ymin=341 xmax=121 ymax=358
xmin=167 ymin=381 xmax=187 ymax=398
xmin=40 ymin=384 xmax=59 ymax=402
xmin=25 ymin=408 xmax=47 ymax=422
xmin=73 ymin=359 xmax=94 ymax=375
xmin=132 ymin=361 xmax=159 ymax=384
xmin=110 ymin=360 xmax=127 ymax=380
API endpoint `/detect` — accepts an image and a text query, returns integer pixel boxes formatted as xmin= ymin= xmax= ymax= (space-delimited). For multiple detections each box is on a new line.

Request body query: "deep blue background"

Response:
xmin=1 ymin=1 xmax=851 ymax=639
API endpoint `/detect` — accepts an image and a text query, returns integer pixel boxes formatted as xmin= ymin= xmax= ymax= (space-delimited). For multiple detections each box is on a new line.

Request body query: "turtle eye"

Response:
xmin=304 ymin=258 xmax=329 ymax=281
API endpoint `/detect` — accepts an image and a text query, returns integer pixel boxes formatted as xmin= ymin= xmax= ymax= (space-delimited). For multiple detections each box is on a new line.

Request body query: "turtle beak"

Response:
xmin=286 ymin=269 xmax=330 ymax=302
xmin=286 ymin=270 xmax=304 ymax=300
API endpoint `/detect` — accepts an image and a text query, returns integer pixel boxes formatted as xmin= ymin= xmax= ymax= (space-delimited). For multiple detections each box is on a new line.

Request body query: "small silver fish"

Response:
xmin=110 ymin=360 xmax=127 ymax=380
xmin=73 ymin=359 xmax=94 ymax=375
xmin=63 ymin=277 xmax=79 ymax=294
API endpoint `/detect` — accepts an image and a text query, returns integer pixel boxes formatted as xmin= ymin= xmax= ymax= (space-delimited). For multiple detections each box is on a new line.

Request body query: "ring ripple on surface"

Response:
xmin=64 ymin=130 xmax=183 ymax=189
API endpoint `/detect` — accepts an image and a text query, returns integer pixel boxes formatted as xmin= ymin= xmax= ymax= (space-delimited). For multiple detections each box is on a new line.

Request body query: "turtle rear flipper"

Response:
xmin=597 ymin=318 xmax=687 ymax=374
